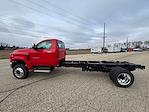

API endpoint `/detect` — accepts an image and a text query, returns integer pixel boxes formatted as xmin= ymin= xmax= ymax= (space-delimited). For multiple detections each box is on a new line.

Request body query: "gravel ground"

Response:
xmin=0 ymin=51 xmax=149 ymax=112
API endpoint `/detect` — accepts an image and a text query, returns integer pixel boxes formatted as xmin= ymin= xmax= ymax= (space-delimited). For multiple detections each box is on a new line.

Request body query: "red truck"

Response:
xmin=10 ymin=39 xmax=145 ymax=88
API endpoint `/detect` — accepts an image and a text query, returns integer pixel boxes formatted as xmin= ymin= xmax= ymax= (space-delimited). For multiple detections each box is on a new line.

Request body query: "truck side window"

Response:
xmin=58 ymin=41 xmax=65 ymax=48
xmin=36 ymin=41 xmax=52 ymax=49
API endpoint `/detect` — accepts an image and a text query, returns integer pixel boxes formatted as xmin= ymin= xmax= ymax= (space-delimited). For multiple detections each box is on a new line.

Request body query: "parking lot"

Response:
xmin=0 ymin=51 xmax=149 ymax=112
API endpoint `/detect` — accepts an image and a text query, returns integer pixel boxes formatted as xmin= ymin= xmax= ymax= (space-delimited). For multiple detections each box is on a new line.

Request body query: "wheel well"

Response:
xmin=12 ymin=60 xmax=26 ymax=68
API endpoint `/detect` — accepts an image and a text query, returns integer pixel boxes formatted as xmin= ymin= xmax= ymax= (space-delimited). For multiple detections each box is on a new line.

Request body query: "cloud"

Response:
xmin=0 ymin=0 xmax=149 ymax=48
xmin=12 ymin=17 xmax=35 ymax=29
xmin=0 ymin=26 xmax=9 ymax=33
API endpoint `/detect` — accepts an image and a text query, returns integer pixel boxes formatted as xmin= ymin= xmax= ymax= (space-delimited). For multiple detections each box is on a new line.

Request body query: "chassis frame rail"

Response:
xmin=61 ymin=61 xmax=145 ymax=72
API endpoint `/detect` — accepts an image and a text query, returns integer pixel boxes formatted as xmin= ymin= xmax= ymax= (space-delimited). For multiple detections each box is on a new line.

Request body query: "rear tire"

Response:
xmin=13 ymin=64 xmax=29 ymax=79
xmin=109 ymin=67 xmax=134 ymax=88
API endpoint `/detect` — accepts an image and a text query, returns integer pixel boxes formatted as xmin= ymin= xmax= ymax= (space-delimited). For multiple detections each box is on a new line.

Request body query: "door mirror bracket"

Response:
xmin=32 ymin=44 xmax=37 ymax=50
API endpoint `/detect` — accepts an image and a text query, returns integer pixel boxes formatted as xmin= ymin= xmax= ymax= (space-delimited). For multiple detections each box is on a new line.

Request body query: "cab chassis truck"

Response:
xmin=9 ymin=39 xmax=145 ymax=88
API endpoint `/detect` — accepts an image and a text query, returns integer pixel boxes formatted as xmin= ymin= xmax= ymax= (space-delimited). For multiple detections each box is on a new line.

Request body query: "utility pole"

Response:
xmin=102 ymin=23 xmax=106 ymax=52
xmin=103 ymin=23 xmax=106 ymax=49
xmin=126 ymin=37 xmax=128 ymax=51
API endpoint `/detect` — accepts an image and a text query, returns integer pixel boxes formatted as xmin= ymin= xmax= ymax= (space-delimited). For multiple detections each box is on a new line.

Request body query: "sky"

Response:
xmin=0 ymin=0 xmax=149 ymax=48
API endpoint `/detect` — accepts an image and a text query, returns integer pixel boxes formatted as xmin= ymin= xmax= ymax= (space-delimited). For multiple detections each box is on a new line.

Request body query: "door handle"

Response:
xmin=46 ymin=51 xmax=52 ymax=54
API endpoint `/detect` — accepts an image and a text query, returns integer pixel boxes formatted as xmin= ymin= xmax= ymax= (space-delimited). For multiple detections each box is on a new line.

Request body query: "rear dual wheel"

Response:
xmin=109 ymin=67 xmax=134 ymax=88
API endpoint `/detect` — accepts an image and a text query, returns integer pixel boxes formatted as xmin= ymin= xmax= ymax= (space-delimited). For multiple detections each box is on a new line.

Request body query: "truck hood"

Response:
xmin=11 ymin=48 xmax=35 ymax=55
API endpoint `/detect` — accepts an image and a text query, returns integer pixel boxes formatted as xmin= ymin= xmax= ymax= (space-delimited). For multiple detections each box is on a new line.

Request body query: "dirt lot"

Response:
xmin=0 ymin=51 xmax=149 ymax=112
xmin=0 ymin=50 xmax=13 ymax=59
xmin=0 ymin=49 xmax=90 ymax=59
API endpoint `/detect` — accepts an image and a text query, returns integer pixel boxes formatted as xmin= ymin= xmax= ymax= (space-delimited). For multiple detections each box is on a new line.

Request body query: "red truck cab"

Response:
xmin=10 ymin=39 xmax=66 ymax=79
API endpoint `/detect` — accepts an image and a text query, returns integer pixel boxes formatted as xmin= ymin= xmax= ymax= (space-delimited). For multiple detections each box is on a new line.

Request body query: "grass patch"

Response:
xmin=0 ymin=50 xmax=12 ymax=59
xmin=0 ymin=57 xmax=9 ymax=59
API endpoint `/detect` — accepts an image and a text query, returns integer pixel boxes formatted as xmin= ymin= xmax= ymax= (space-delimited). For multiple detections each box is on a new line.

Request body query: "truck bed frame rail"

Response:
xmin=61 ymin=61 xmax=145 ymax=72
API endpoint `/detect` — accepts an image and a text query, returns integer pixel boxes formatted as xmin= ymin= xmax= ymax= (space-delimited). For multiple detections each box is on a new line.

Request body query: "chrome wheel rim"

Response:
xmin=117 ymin=73 xmax=131 ymax=86
xmin=14 ymin=67 xmax=24 ymax=78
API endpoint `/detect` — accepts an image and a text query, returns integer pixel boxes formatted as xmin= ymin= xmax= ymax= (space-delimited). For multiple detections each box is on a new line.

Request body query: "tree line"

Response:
xmin=107 ymin=40 xmax=149 ymax=49
xmin=0 ymin=42 xmax=23 ymax=50
xmin=0 ymin=40 xmax=149 ymax=50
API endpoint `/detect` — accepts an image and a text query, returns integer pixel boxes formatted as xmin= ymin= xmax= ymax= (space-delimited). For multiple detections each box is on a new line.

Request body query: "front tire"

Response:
xmin=13 ymin=64 xmax=29 ymax=79
xmin=109 ymin=67 xmax=134 ymax=88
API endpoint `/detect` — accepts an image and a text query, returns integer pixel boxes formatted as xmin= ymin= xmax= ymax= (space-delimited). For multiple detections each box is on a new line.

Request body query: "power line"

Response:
xmin=43 ymin=0 xmax=97 ymax=25
xmin=0 ymin=18 xmax=99 ymax=37
xmin=8 ymin=0 xmax=79 ymax=27
xmin=27 ymin=0 xmax=95 ymax=28
xmin=8 ymin=0 xmax=95 ymax=30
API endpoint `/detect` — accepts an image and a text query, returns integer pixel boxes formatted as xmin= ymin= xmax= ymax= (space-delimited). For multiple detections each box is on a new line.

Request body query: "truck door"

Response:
xmin=57 ymin=41 xmax=66 ymax=61
xmin=31 ymin=40 xmax=54 ymax=66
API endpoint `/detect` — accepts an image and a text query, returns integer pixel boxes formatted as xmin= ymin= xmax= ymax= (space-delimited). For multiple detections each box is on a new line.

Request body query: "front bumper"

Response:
xmin=10 ymin=61 xmax=16 ymax=68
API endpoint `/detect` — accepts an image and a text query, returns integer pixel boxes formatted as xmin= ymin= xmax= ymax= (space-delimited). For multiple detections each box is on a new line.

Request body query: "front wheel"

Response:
xmin=109 ymin=67 xmax=134 ymax=88
xmin=13 ymin=64 xmax=29 ymax=79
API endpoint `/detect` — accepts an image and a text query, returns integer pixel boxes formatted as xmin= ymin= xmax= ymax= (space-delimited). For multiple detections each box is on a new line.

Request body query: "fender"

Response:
xmin=10 ymin=53 xmax=33 ymax=70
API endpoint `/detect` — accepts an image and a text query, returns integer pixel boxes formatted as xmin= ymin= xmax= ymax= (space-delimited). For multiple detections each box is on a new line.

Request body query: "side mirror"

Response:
xmin=32 ymin=44 xmax=37 ymax=49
